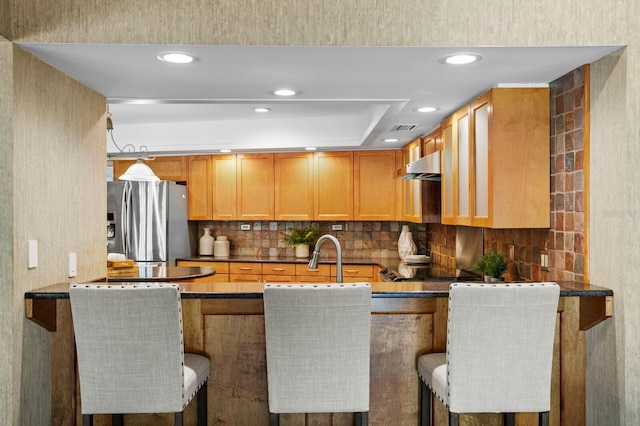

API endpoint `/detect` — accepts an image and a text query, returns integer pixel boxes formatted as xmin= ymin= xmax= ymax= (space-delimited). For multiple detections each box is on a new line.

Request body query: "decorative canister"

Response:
xmin=294 ymin=244 xmax=310 ymax=259
xmin=199 ymin=228 xmax=214 ymax=255
xmin=398 ymin=225 xmax=417 ymax=259
xmin=214 ymin=235 xmax=230 ymax=257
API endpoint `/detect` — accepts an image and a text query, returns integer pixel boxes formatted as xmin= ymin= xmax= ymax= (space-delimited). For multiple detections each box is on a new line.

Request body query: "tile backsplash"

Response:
xmin=194 ymin=221 xmax=427 ymax=259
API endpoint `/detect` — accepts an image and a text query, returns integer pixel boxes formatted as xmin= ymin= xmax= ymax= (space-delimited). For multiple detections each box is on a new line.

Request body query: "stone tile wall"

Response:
xmin=196 ymin=221 xmax=427 ymax=259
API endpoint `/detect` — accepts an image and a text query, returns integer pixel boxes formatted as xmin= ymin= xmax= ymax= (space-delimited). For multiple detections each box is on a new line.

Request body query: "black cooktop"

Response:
xmin=379 ymin=263 xmax=481 ymax=282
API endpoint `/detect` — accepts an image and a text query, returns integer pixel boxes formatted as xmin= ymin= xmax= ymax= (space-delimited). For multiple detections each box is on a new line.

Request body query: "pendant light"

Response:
xmin=106 ymin=106 xmax=159 ymax=181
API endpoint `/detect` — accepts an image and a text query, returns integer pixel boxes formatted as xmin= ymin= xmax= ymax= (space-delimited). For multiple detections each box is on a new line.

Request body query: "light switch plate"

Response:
xmin=68 ymin=252 xmax=77 ymax=278
xmin=240 ymin=224 xmax=251 ymax=231
xmin=27 ymin=240 xmax=38 ymax=269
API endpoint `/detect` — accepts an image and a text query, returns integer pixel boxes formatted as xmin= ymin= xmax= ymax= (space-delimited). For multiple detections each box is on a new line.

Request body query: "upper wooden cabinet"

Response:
xmin=274 ymin=153 xmax=314 ymax=221
xmin=113 ymin=156 xmax=187 ymax=181
xmin=401 ymin=139 xmax=422 ymax=223
xmin=236 ymin=154 xmax=275 ymax=220
xmin=187 ymin=156 xmax=213 ymax=220
xmin=441 ymin=87 xmax=550 ymax=228
xmin=212 ymin=155 xmax=237 ymax=220
xmin=354 ymin=150 xmax=397 ymax=221
xmin=314 ymin=151 xmax=354 ymax=220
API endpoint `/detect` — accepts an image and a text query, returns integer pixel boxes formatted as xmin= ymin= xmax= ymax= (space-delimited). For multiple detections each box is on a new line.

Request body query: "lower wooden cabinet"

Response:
xmin=176 ymin=260 xmax=229 ymax=282
xmin=178 ymin=260 xmax=380 ymax=283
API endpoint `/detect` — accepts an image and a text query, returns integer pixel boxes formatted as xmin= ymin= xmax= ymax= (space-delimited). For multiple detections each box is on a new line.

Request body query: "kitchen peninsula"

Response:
xmin=26 ymin=279 xmax=612 ymax=425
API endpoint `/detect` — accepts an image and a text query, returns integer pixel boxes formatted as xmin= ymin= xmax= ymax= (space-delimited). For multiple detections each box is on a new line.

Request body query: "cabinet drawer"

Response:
xmin=189 ymin=273 xmax=230 ymax=283
xmin=229 ymin=274 xmax=262 ymax=282
xmin=332 ymin=264 xmax=374 ymax=279
xmin=177 ymin=260 xmax=229 ymax=274
xmin=230 ymin=262 xmax=262 ymax=275
xmin=263 ymin=263 xmax=296 ymax=275
xmin=295 ymin=264 xmax=331 ymax=277
xmin=295 ymin=275 xmax=332 ymax=283
xmin=263 ymin=275 xmax=297 ymax=283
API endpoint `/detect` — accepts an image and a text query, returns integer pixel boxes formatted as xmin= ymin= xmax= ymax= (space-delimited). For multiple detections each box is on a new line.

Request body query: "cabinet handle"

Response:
xmin=306 ymin=268 xmax=319 ymax=272
xmin=271 ymin=268 xmax=286 ymax=271
xmin=345 ymin=269 xmax=359 ymax=273
xmin=239 ymin=267 xmax=253 ymax=271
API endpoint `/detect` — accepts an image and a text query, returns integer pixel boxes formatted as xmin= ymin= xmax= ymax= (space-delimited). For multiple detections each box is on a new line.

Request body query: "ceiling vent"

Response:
xmin=391 ymin=124 xmax=418 ymax=132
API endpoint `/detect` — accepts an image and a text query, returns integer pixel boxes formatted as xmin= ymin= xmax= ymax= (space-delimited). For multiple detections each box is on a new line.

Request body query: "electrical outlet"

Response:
xmin=540 ymin=252 xmax=549 ymax=271
xmin=331 ymin=224 xmax=343 ymax=231
xmin=240 ymin=224 xmax=251 ymax=231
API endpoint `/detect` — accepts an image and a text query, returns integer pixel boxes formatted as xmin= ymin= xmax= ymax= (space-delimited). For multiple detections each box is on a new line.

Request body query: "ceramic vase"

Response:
xmin=199 ymin=228 xmax=214 ymax=255
xmin=295 ymin=244 xmax=310 ymax=259
xmin=398 ymin=225 xmax=417 ymax=259
xmin=214 ymin=235 xmax=230 ymax=257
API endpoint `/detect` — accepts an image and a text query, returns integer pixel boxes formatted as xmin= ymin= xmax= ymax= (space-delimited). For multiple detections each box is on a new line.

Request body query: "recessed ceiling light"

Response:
xmin=156 ymin=51 xmax=199 ymax=64
xmin=440 ymin=53 xmax=482 ymax=65
xmin=305 ymin=147 xmax=317 ymax=151
xmin=254 ymin=107 xmax=271 ymax=113
xmin=414 ymin=106 xmax=438 ymax=113
xmin=272 ymin=88 xmax=299 ymax=97
xmin=220 ymin=149 xmax=231 ymax=153
xmin=383 ymin=138 xmax=399 ymax=143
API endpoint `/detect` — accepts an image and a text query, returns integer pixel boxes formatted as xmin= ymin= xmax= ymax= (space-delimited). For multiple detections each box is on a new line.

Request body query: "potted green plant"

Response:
xmin=471 ymin=250 xmax=507 ymax=282
xmin=280 ymin=224 xmax=321 ymax=258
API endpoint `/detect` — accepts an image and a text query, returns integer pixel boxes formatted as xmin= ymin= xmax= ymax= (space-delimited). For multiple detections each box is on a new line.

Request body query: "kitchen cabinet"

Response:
xmin=113 ymin=156 xmax=187 ymax=182
xmin=274 ymin=153 xmax=314 ymax=221
xmin=176 ymin=260 xmax=230 ymax=282
xmin=441 ymin=87 xmax=550 ymax=228
xmin=330 ymin=264 xmax=377 ymax=283
xmin=229 ymin=262 xmax=262 ymax=282
xmin=441 ymin=116 xmax=455 ymax=224
xmin=187 ymin=156 xmax=213 ymax=220
xmin=212 ymin=155 xmax=237 ymax=220
xmin=422 ymin=128 xmax=442 ymax=155
xmin=401 ymin=139 xmax=422 ymax=223
xmin=295 ymin=263 xmax=331 ymax=282
xmin=262 ymin=263 xmax=297 ymax=283
xmin=314 ymin=151 xmax=354 ymax=220
xmin=354 ymin=150 xmax=397 ymax=221
xmin=236 ymin=154 xmax=275 ymax=221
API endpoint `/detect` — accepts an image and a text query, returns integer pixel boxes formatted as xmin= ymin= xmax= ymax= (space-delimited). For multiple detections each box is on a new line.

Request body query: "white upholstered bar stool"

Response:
xmin=418 ymin=282 xmax=560 ymax=426
xmin=263 ymin=283 xmax=372 ymax=426
xmin=69 ymin=283 xmax=210 ymax=426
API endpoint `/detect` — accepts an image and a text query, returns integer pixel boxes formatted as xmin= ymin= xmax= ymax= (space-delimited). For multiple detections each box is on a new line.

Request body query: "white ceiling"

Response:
xmin=19 ymin=43 xmax=622 ymax=155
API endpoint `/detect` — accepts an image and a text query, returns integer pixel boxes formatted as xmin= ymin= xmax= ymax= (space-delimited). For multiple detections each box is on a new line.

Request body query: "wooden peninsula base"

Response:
xmin=25 ymin=281 xmax=613 ymax=426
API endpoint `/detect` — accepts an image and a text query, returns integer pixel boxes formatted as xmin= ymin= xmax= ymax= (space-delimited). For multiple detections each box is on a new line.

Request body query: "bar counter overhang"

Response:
xmin=25 ymin=280 xmax=613 ymax=425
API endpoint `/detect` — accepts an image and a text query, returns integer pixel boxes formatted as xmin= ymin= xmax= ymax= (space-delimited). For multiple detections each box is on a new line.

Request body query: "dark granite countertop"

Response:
xmin=25 ymin=279 xmax=612 ymax=300
xmin=177 ymin=255 xmax=392 ymax=266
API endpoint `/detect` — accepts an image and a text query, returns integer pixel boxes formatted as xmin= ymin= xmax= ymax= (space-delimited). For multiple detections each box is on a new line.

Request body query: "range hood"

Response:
xmin=401 ymin=150 xmax=441 ymax=181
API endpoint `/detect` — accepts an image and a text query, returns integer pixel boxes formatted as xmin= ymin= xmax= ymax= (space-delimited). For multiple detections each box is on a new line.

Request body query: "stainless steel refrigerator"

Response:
xmin=107 ymin=180 xmax=190 ymax=265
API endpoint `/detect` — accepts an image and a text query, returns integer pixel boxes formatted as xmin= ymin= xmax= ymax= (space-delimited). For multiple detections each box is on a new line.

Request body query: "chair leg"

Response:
xmin=420 ymin=381 xmax=432 ymax=426
xmin=197 ymin=382 xmax=208 ymax=426
xmin=82 ymin=414 xmax=93 ymax=426
xmin=449 ymin=411 xmax=459 ymax=426
xmin=355 ymin=411 xmax=368 ymax=426
xmin=112 ymin=414 xmax=123 ymax=426
xmin=174 ymin=412 xmax=183 ymax=426
xmin=269 ymin=412 xmax=279 ymax=426
xmin=504 ymin=412 xmax=516 ymax=426
xmin=539 ymin=411 xmax=550 ymax=426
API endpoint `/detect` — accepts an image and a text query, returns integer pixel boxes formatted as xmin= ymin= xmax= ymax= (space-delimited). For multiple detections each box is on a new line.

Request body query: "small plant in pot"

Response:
xmin=280 ymin=224 xmax=321 ymax=258
xmin=471 ymin=250 xmax=508 ymax=282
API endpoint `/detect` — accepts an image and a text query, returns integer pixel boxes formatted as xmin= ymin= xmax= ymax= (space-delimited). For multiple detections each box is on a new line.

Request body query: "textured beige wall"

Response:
xmin=1 ymin=0 xmax=638 ymax=424
xmin=8 ymin=47 xmax=106 ymax=425
xmin=1 ymin=36 xmax=15 ymax=426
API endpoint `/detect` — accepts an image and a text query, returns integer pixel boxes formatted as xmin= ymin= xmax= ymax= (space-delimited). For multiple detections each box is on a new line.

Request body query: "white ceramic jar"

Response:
xmin=214 ymin=235 xmax=230 ymax=257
